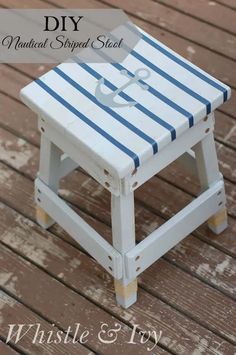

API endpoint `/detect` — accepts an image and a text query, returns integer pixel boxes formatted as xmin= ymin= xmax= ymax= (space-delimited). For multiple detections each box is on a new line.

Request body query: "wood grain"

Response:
xmin=0 ymin=161 xmax=236 ymax=344
xmin=0 ymin=245 xmax=168 ymax=355
xmin=2 ymin=0 xmax=236 ymax=91
xmin=1 ymin=128 xmax=236 ymax=293
xmin=1 ymin=117 xmax=235 ymax=255
xmin=0 ymin=205 xmax=235 ymax=352
xmin=154 ymin=0 xmax=236 ymax=34
xmin=102 ymin=0 xmax=236 ymax=60
xmin=0 ymin=1 xmax=236 ymax=353
xmin=0 ymin=340 xmax=19 ymax=355
xmin=216 ymin=0 xmax=236 ymax=10
xmin=0 ymin=290 xmax=92 ymax=354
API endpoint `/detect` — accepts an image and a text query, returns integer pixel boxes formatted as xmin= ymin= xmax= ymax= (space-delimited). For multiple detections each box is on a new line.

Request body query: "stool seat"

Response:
xmin=20 ymin=27 xmax=231 ymax=178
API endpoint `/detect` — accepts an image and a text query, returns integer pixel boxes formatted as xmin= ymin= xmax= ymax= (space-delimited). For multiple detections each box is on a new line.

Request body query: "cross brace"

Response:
xmin=35 ymin=178 xmax=123 ymax=279
xmin=125 ymin=179 xmax=225 ymax=279
xmin=35 ymin=178 xmax=225 ymax=282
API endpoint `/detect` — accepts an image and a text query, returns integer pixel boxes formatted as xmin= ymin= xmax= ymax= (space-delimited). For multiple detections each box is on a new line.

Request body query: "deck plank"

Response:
xmin=158 ymin=159 xmax=236 ymax=220
xmin=0 ymin=93 xmax=40 ymax=146
xmin=0 ymin=162 xmax=236 ymax=341
xmin=0 ymin=245 xmax=166 ymax=355
xmin=1 ymin=0 xmax=236 ymax=353
xmin=19 ymin=0 xmax=236 ymax=62
xmin=0 ymin=205 xmax=235 ymax=352
xmin=0 ymin=0 xmax=52 ymax=8
xmin=0 ymin=291 xmax=92 ymax=354
xmin=152 ymin=0 xmax=236 ymax=34
xmin=216 ymin=0 xmax=236 ymax=10
xmin=0 ymin=340 xmax=20 ymax=355
xmin=1 ymin=124 xmax=235 ymax=256
xmin=0 ymin=245 xmax=165 ymax=355
xmin=1 ymin=0 xmax=236 ymax=87
xmin=102 ymin=0 xmax=236 ymax=60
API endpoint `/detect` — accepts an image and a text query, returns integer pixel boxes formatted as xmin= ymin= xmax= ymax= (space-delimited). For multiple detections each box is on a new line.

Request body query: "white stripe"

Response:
xmin=41 ymin=69 xmax=154 ymax=165
xmin=137 ymin=27 xmax=231 ymax=95
xmin=121 ymin=53 xmax=207 ymax=120
xmin=60 ymin=63 xmax=175 ymax=149
xmin=20 ymin=81 xmax=77 ymax=132
xmin=66 ymin=118 xmax=134 ymax=174
xmin=21 ymin=81 xmax=135 ymax=175
xmin=73 ymin=62 xmax=189 ymax=136
xmin=134 ymin=38 xmax=224 ymax=104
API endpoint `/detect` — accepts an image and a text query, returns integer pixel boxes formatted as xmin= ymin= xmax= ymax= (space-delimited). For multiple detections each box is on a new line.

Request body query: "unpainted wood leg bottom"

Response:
xmin=208 ymin=208 xmax=228 ymax=235
xmin=36 ymin=206 xmax=55 ymax=229
xmin=114 ymin=279 xmax=137 ymax=308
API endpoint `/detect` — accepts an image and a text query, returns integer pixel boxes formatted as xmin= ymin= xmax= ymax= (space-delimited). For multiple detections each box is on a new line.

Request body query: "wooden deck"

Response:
xmin=0 ymin=0 xmax=236 ymax=354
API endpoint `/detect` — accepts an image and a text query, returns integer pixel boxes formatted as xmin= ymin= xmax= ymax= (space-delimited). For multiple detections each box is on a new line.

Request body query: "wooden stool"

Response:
xmin=20 ymin=27 xmax=230 ymax=308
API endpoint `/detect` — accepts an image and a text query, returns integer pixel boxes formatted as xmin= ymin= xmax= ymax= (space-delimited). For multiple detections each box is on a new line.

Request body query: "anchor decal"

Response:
xmin=95 ymin=68 xmax=151 ymax=108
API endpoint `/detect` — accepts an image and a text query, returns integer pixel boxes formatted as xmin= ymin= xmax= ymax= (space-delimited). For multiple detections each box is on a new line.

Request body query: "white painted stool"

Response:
xmin=20 ymin=27 xmax=231 ymax=308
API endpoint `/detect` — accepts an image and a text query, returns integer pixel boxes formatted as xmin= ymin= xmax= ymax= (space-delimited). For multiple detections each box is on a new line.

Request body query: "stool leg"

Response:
xmin=208 ymin=207 xmax=228 ymax=234
xmin=36 ymin=134 xmax=61 ymax=229
xmin=111 ymin=193 xmax=137 ymax=308
xmin=193 ymin=128 xmax=228 ymax=235
xmin=36 ymin=206 xmax=54 ymax=229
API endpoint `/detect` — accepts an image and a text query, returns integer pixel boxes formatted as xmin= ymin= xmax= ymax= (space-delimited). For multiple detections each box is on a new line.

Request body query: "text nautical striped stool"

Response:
xmin=20 ymin=27 xmax=230 ymax=308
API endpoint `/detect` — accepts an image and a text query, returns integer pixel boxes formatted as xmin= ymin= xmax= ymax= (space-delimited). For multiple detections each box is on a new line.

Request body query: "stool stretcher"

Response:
xmin=125 ymin=180 xmax=226 ymax=279
xmin=35 ymin=178 xmax=123 ymax=279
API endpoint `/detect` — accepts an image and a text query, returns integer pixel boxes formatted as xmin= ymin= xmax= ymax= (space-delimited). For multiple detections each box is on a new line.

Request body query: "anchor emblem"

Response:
xmin=95 ymin=68 xmax=151 ymax=108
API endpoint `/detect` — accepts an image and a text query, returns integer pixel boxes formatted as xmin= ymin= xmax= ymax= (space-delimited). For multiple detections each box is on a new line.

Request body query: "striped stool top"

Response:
xmin=21 ymin=27 xmax=231 ymax=178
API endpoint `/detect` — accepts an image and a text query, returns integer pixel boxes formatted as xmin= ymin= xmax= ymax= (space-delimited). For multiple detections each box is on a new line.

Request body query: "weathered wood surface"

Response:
xmin=103 ymin=0 xmax=236 ymax=59
xmin=2 ymin=0 xmax=236 ymax=91
xmin=1 ymin=0 xmax=236 ymax=354
xmin=1 ymin=246 xmax=164 ymax=355
xmin=0 ymin=151 xmax=236 ymax=343
xmin=216 ymin=0 xmax=236 ymax=10
xmin=0 ymin=80 xmax=236 ymax=349
xmin=0 ymin=205 xmax=235 ymax=353
xmin=1 ymin=121 xmax=236 ymax=254
xmin=153 ymin=0 xmax=236 ymax=34
xmin=0 ymin=291 xmax=92 ymax=354
xmin=0 ymin=340 xmax=20 ymax=355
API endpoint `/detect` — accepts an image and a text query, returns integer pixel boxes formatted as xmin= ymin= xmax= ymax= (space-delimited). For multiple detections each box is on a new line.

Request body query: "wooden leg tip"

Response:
xmin=208 ymin=220 xmax=228 ymax=235
xmin=114 ymin=279 xmax=137 ymax=308
xmin=208 ymin=208 xmax=228 ymax=235
xmin=116 ymin=293 xmax=137 ymax=309
xmin=36 ymin=206 xmax=54 ymax=229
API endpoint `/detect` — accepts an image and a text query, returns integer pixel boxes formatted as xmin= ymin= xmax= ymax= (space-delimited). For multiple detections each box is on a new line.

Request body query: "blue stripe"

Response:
xmin=88 ymin=30 xmax=211 ymax=113
xmin=35 ymin=79 xmax=140 ymax=168
xmin=53 ymin=67 xmax=158 ymax=154
xmin=80 ymin=63 xmax=176 ymax=140
xmin=78 ymin=51 xmax=194 ymax=127
xmin=130 ymin=49 xmax=211 ymax=114
xmin=141 ymin=33 xmax=228 ymax=102
xmin=112 ymin=62 xmax=194 ymax=127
